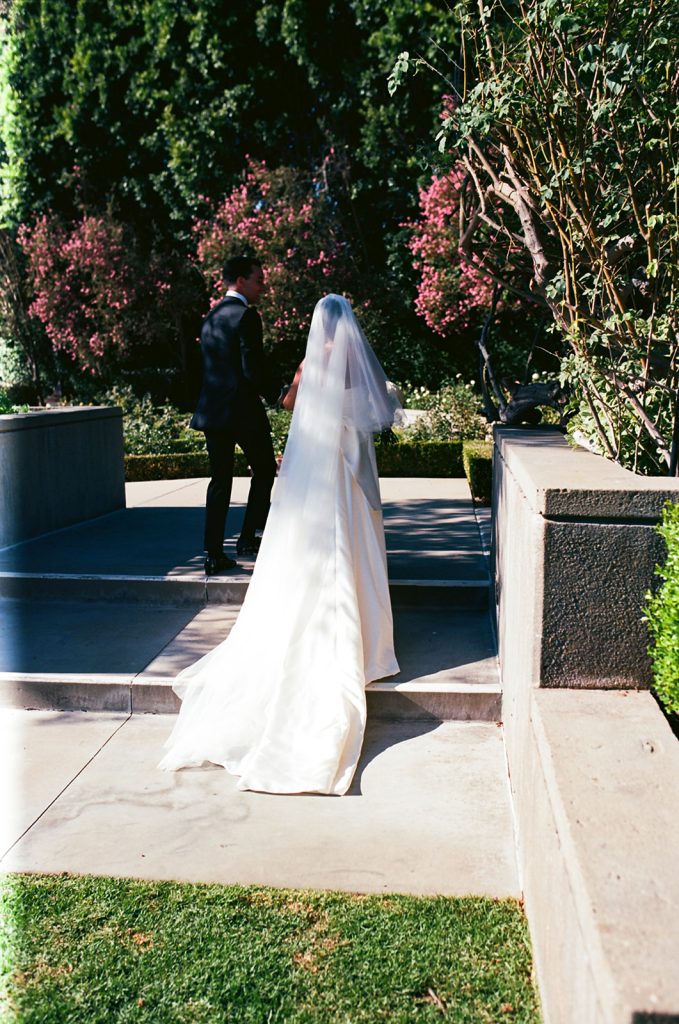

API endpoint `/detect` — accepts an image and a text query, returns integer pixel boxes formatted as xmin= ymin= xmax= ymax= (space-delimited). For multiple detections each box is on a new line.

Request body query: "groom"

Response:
xmin=191 ymin=256 xmax=280 ymax=575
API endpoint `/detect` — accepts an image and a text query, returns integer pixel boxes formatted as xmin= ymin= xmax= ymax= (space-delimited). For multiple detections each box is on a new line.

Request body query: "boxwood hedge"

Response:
xmin=124 ymin=439 xmax=466 ymax=482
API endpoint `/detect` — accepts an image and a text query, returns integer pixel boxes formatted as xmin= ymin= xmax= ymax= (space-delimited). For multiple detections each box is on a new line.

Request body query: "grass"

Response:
xmin=1 ymin=875 xmax=542 ymax=1024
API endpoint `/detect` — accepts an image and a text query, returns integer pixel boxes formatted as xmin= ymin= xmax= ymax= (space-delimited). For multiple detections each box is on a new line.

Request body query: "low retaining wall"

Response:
xmin=492 ymin=427 xmax=679 ymax=1024
xmin=0 ymin=407 xmax=125 ymax=547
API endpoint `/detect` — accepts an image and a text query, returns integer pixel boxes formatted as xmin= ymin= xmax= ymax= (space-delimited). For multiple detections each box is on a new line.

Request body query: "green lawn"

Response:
xmin=1 ymin=874 xmax=541 ymax=1023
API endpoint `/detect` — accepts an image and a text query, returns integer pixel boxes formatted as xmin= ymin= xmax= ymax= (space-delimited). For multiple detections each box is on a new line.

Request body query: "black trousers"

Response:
xmin=203 ymin=418 xmax=277 ymax=555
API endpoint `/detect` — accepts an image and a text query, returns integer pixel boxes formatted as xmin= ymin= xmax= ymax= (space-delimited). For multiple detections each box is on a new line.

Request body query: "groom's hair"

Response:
xmin=223 ymin=255 xmax=261 ymax=284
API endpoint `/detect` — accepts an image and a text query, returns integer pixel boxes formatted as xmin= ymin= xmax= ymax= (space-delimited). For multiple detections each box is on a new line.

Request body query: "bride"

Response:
xmin=159 ymin=294 xmax=402 ymax=794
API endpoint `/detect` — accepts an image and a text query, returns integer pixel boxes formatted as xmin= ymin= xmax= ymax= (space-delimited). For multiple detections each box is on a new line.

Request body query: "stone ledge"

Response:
xmin=0 ymin=405 xmax=122 ymax=433
xmin=515 ymin=688 xmax=679 ymax=1024
xmin=495 ymin=427 xmax=679 ymax=520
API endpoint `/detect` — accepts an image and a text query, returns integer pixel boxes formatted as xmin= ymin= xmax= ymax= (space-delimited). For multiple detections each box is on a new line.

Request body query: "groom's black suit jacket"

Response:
xmin=191 ymin=296 xmax=279 ymax=432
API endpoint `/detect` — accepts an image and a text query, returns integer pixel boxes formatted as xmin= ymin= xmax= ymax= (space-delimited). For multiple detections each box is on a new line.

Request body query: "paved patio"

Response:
xmin=0 ymin=476 xmax=518 ymax=897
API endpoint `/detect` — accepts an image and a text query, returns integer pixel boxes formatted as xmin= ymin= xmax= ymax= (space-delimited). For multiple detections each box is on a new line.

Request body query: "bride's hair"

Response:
xmin=321 ymin=295 xmax=343 ymax=338
xmin=300 ymin=293 xmax=402 ymax=434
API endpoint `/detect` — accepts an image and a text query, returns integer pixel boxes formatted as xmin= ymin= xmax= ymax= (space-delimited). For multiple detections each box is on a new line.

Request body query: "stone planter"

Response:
xmin=492 ymin=427 xmax=679 ymax=1024
xmin=0 ymin=406 xmax=125 ymax=547
xmin=492 ymin=426 xmax=679 ymax=692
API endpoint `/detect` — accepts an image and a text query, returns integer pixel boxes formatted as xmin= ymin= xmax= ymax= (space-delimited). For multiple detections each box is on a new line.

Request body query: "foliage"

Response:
xmin=267 ymin=407 xmax=292 ymax=457
xmin=400 ymin=380 xmax=489 ymax=441
xmin=256 ymin=1 xmax=456 ymax=268
xmin=1 ymin=874 xmax=541 ymax=1023
xmin=391 ymin=0 xmax=679 ymax=475
xmin=0 ymin=227 xmax=53 ymax=400
xmin=106 ymin=386 xmax=291 ymax=460
xmin=463 ymin=440 xmax=493 ymax=505
xmin=374 ymin=437 xmax=464 ymax=477
xmin=0 ymin=0 xmax=316 ymax=238
xmin=126 ymin=451 xmax=214 ymax=480
xmin=99 ymin=386 xmax=201 ymax=456
xmin=194 ymin=158 xmax=358 ymax=372
xmin=0 ymin=384 xmax=29 ymax=413
xmin=18 ymin=211 xmax=172 ymax=377
xmin=125 ymin=440 xmax=466 ymax=481
xmin=645 ymin=500 xmax=679 ymax=716
xmin=0 ymin=0 xmax=451 ymax=262
xmin=405 ymin=167 xmax=495 ymax=338
xmin=403 ymin=150 xmax=556 ymax=401
xmin=367 ymin=322 xmax=465 ymax=390
xmin=257 ymin=1 xmax=468 ymax=382
xmin=1 ymin=0 xmax=476 ymax=396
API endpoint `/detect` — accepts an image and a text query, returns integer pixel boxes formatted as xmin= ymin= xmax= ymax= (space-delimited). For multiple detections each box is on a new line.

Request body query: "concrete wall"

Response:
xmin=492 ymin=428 xmax=679 ymax=1024
xmin=1 ymin=407 xmax=125 ymax=547
xmin=493 ymin=427 xmax=679 ymax=690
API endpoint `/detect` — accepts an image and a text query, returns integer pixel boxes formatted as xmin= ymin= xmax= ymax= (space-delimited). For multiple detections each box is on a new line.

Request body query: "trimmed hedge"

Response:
xmin=376 ymin=439 xmax=463 ymax=477
xmin=462 ymin=440 xmax=493 ymax=505
xmin=126 ymin=452 xmax=230 ymax=480
xmin=125 ymin=440 xmax=464 ymax=482
xmin=645 ymin=500 xmax=679 ymax=717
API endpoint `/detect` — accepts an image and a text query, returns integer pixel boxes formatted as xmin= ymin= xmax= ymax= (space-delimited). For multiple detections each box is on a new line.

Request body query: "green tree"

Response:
xmin=0 ymin=0 xmax=318 ymax=241
xmin=1 ymin=0 xmax=482 ymax=394
xmin=391 ymin=0 xmax=679 ymax=473
xmin=257 ymin=0 xmax=456 ymax=275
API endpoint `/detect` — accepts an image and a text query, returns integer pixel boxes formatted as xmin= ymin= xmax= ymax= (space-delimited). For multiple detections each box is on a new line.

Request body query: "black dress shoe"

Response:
xmin=204 ymin=553 xmax=239 ymax=576
xmin=236 ymin=536 xmax=261 ymax=557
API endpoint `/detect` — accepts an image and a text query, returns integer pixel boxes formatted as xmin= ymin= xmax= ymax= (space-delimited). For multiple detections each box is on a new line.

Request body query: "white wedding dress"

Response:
xmin=159 ymin=295 xmax=402 ymax=795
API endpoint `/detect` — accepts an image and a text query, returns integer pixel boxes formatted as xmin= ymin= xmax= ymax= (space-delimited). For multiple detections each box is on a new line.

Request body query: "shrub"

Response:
xmin=267 ymin=408 xmax=292 ymax=458
xmin=194 ymin=159 xmax=357 ymax=373
xmin=99 ymin=386 xmax=202 ymax=457
xmin=126 ymin=452 xmax=247 ymax=481
xmin=105 ymin=388 xmax=291 ymax=459
xmin=645 ymin=501 xmax=679 ymax=717
xmin=400 ymin=380 xmax=488 ymax=442
xmin=375 ymin=438 xmax=463 ymax=477
xmin=463 ymin=440 xmax=493 ymax=505
xmin=125 ymin=440 xmax=465 ymax=482
xmin=0 ymin=386 xmax=29 ymax=413
xmin=18 ymin=211 xmax=171 ymax=379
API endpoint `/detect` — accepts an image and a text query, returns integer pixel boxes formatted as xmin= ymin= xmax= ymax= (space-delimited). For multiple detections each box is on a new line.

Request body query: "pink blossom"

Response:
xmin=404 ymin=168 xmax=494 ymax=336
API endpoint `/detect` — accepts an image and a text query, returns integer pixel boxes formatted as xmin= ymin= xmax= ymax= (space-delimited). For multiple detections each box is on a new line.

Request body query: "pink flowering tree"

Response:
xmin=406 ymin=167 xmax=495 ymax=341
xmin=18 ymin=211 xmax=170 ymax=379
xmin=194 ymin=159 xmax=355 ymax=370
xmin=406 ymin=166 xmax=564 ymax=426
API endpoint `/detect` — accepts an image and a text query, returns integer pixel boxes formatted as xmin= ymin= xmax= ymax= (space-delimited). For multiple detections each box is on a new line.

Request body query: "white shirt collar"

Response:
xmin=225 ymin=289 xmax=248 ymax=306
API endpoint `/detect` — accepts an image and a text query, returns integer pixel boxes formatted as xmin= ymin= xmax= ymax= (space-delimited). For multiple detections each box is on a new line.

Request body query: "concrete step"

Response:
xmin=0 ymin=572 xmax=490 ymax=608
xmin=0 ymin=601 xmax=500 ymax=721
xmin=0 ymin=675 xmax=501 ymax=722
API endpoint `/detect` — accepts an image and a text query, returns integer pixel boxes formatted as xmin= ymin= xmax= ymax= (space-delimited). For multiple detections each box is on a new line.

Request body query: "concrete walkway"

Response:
xmin=0 ymin=477 xmax=519 ymax=897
